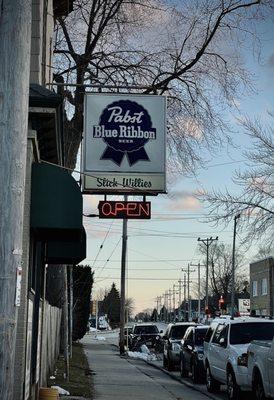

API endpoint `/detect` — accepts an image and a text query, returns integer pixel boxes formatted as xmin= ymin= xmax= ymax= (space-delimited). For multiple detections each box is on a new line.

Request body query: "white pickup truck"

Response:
xmin=247 ymin=338 xmax=274 ymax=399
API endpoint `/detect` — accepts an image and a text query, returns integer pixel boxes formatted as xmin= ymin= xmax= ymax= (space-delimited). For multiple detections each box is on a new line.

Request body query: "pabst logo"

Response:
xmin=92 ymin=100 xmax=156 ymax=166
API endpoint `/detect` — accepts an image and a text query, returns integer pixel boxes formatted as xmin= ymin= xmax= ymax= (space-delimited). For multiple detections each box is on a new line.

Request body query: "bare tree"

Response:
xmin=125 ymin=297 xmax=135 ymax=319
xmin=197 ymin=242 xmax=247 ymax=303
xmin=198 ymin=115 xmax=274 ymax=247
xmin=52 ymin=0 xmax=271 ymax=175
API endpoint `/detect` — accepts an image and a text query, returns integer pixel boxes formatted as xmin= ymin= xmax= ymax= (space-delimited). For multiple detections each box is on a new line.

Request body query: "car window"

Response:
xmin=170 ymin=325 xmax=190 ymax=339
xmin=188 ymin=329 xmax=194 ymax=343
xmin=134 ymin=325 xmax=159 ymax=334
xmin=204 ymin=327 xmax=214 ymax=343
xmin=212 ymin=324 xmax=226 ymax=344
xmin=194 ymin=328 xmax=208 ymax=345
xmin=230 ymin=322 xmax=274 ymax=345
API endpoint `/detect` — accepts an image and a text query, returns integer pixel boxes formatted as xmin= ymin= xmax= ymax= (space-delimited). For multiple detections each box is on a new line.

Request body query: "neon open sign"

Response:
xmin=98 ymin=201 xmax=151 ymax=219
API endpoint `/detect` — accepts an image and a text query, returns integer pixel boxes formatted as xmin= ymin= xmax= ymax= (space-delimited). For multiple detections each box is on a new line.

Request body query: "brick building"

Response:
xmin=250 ymin=257 xmax=274 ymax=318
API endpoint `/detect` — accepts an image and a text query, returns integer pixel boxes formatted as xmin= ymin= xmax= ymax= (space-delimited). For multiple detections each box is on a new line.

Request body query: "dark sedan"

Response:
xmin=163 ymin=322 xmax=197 ymax=370
xmin=129 ymin=324 xmax=161 ymax=351
xmin=180 ymin=325 xmax=208 ymax=383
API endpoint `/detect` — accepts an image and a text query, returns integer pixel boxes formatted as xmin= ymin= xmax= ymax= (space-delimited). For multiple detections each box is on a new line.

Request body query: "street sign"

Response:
xmin=98 ymin=200 xmax=151 ymax=219
xmin=82 ymin=93 xmax=166 ymax=194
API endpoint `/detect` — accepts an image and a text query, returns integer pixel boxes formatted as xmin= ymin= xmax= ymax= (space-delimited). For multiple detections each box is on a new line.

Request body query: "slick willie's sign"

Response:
xmin=82 ymin=94 xmax=166 ymax=194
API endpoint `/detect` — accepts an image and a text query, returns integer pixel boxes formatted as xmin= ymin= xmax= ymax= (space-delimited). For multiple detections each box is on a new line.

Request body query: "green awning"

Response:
xmin=46 ymin=228 xmax=86 ymax=264
xmin=30 ymin=162 xmax=83 ymax=242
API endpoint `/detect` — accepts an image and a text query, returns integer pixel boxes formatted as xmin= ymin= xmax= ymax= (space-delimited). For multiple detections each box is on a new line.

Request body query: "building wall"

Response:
xmin=14 ymin=133 xmax=38 ymax=400
xmin=250 ymin=257 xmax=274 ymax=317
xmin=30 ymin=0 xmax=54 ymax=85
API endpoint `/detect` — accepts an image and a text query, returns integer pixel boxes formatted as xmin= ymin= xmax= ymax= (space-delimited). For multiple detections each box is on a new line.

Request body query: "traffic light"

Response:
xmin=219 ymin=296 xmax=226 ymax=310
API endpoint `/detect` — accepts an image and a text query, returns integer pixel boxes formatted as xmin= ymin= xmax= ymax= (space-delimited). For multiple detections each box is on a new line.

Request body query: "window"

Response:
xmin=204 ymin=327 xmax=214 ymax=343
xmin=171 ymin=325 xmax=191 ymax=339
xmin=188 ymin=329 xmax=194 ymax=343
xmin=212 ymin=324 xmax=226 ymax=344
xmin=194 ymin=328 xmax=208 ymax=345
xmin=261 ymin=278 xmax=267 ymax=295
xmin=134 ymin=325 xmax=159 ymax=334
xmin=252 ymin=280 xmax=258 ymax=297
xmin=230 ymin=322 xmax=274 ymax=344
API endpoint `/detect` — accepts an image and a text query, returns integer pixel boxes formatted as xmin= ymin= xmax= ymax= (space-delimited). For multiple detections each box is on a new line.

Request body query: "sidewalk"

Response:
xmin=81 ymin=334 xmax=214 ymax=400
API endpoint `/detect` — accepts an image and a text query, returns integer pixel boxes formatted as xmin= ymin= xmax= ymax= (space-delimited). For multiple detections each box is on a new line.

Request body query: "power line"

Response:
xmin=90 ymin=220 xmax=115 ymax=269
xmin=85 ymin=259 xmax=199 ymax=262
xmin=96 ymin=238 xmax=122 ymax=279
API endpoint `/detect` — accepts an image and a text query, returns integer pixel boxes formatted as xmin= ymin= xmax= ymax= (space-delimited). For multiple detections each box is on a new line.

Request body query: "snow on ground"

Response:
xmin=127 ymin=351 xmax=157 ymax=362
xmin=51 ymin=386 xmax=70 ymax=395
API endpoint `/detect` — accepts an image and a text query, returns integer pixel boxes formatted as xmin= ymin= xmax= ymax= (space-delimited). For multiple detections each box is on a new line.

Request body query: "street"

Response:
xmin=81 ymin=331 xmax=225 ymax=400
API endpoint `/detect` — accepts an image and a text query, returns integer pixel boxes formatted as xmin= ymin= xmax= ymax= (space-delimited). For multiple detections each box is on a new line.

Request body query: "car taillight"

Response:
xmin=237 ymin=353 xmax=248 ymax=367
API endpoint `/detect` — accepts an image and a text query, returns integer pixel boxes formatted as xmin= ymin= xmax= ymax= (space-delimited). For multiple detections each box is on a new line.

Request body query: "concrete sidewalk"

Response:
xmin=81 ymin=335 xmax=213 ymax=400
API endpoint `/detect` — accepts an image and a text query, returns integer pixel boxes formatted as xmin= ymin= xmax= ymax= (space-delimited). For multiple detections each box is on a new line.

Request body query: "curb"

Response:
xmin=145 ymin=360 xmax=222 ymax=400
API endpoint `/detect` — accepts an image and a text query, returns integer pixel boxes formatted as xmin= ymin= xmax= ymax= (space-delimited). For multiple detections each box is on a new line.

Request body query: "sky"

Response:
xmin=79 ymin=14 xmax=274 ymax=314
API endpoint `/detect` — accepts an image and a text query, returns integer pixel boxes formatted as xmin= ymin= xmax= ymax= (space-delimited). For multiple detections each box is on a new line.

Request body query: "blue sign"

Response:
xmin=92 ymin=100 xmax=156 ymax=166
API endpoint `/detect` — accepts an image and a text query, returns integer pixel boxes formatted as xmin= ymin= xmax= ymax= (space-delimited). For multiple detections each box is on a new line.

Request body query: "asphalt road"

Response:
xmin=82 ymin=332 xmax=224 ymax=400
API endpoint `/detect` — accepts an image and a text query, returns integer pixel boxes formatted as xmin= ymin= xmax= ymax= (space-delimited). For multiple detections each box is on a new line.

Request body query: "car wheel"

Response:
xmin=254 ymin=373 xmax=266 ymax=400
xmin=206 ymin=365 xmax=220 ymax=393
xmin=180 ymin=356 xmax=188 ymax=378
xmin=227 ymin=369 xmax=241 ymax=400
xmin=191 ymin=361 xmax=199 ymax=384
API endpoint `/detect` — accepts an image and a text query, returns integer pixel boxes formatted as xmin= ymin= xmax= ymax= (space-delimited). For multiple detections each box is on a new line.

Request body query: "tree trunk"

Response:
xmin=0 ymin=1 xmax=32 ymax=398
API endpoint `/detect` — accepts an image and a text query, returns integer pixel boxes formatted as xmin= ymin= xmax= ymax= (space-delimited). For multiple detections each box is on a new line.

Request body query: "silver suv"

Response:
xmin=203 ymin=317 xmax=274 ymax=400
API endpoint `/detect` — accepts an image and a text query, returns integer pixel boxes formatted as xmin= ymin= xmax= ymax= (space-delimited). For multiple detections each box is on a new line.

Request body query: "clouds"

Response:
xmin=164 ymin=190 xmax=202 ymax=211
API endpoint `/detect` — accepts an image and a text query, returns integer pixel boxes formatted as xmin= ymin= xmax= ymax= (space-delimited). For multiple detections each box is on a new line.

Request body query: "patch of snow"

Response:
xmin=51 ymin=386 xmax=70 ymax=395
xmin=140 ymin=344 xmax=150 ymax=354
xmin=127 ymin=350 xmax=157 ymax=362
xmin=94 ymin=336 xmax=106 ymax=341
xmin=89 ymin=327 xmax=97 ymax=332
xmin=49 ymin=376 xmax=55 ymax=380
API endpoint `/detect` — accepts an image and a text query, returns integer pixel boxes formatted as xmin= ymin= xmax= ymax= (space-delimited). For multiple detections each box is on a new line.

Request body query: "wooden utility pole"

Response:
xmin=231 ymin=215 xmax=240 ymax=319
xmin=182 ymin=265 xmax=194 ymax=321
xmin=198 ymin=237 xmax=218 ymax=313
xmin=119 ymin=195 xmax=128 ymax=355
xmin=0 ymin=1 xmax=32 ymax=398
xmin=190 ymin=263 xmax=205 ymax=322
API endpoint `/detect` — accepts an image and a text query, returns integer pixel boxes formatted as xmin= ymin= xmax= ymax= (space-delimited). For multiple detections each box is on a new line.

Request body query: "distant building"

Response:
xmin=250 ymin=257 xmax=274 ymax=317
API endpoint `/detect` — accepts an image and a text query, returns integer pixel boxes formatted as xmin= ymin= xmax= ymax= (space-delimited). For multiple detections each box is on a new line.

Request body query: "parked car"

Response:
xmin=129 ymin=323 xmax=161 ymax=351
xmin=203 ymin=317 xmax=274 ymax=400
xmin=180 ymin=325 xmax=208 ymax=383
xmin=247 ymin=337 xmax=274 ymax=399
xmin=162 ymin=322 xmax=197 ymax=370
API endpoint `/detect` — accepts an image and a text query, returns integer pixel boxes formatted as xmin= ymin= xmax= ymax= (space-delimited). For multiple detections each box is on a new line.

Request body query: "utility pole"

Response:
xmin=164 ymin=291 xmax=168 ymax=322
xmin=190 ymin=263 xmax=205 ymax=322
xmin=183 ymin=274 xmax=187 ymax=320
xmin=182 ymin=265 xmax=194 ymax=321
xmin=178 ymin=279 xmax=182 ymax=320
xmin=0 ymin=2 xmax=32 ymax=398
xmin=168 ymin=289 xmax=172 ymax=321
xmin=197 ymin=237 xmax=218 ymax=314
xmin=231 ymin=214 xmax=240 ymax=319
xmin=119 ymin=195 xmax=128 ymax=355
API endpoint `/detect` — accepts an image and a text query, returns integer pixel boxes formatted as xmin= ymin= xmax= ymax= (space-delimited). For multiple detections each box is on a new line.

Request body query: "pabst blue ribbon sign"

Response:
xmin=82 ymin=94 xmax=166 ymax=194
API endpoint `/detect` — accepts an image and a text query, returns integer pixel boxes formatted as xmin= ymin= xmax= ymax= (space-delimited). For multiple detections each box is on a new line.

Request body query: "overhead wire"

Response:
xmin=96 ymin=237 xmax=122 ymax=279
xmin=90 ymin=220 xmax=115 ymax=269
